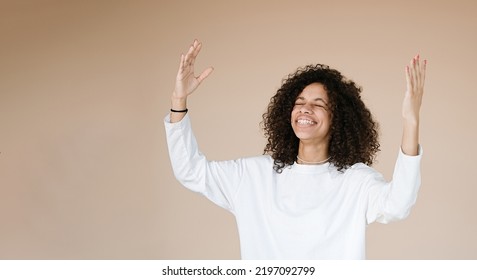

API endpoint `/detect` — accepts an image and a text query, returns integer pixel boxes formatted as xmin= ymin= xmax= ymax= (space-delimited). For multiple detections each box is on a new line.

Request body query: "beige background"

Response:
xmin=1 ymin=0 xmax=476 ymax=259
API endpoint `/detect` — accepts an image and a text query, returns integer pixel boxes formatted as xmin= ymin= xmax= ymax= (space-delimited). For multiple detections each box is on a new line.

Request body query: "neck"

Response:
xmin=297 ymin=140 xmax=329 ymax=165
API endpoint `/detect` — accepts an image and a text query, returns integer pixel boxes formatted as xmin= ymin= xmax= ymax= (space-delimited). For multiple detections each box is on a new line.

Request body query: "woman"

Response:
xmin=165 ymin=39 xmax=426 ymax=259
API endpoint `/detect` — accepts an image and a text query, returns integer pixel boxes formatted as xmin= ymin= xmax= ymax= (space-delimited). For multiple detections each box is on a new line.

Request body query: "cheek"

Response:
xmin=315 ymin=109 xmax=329 ymax=119
xmin=290 ymin=109 xmax=298 ymax=121
xmin=317 ymin=111 xmax=332 ymax=129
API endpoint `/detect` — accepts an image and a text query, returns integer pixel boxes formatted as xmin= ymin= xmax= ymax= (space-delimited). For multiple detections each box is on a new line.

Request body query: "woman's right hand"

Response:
xmin=173 ymin=39 xmax=214 ymax=99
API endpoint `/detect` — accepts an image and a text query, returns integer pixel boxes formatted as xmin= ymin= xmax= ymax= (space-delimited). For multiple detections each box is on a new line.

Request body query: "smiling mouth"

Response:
xmin=297 ymin=119 xmax=316 ymax=125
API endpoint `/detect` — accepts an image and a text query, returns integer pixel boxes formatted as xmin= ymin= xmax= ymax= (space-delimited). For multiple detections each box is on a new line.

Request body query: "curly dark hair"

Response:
xmin=262 ymin=64 xmax=380 ymax=173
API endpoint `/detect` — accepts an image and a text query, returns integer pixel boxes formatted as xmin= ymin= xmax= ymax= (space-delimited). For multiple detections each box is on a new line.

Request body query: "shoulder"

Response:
xmin=231 ymin=155 xmax=275 ymax=178
xmin=231 ymin=155 xmax=275 ymax=174
xmin=341 ymin=162 xmax=384 ymax=181
xmin=348 ymin=162 xmax=375 ymax=173
xmin=240 ymin=155 xmax=274 ymax=167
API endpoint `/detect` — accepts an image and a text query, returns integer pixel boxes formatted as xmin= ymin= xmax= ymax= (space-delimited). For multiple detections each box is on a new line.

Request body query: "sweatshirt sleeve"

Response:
xmin=366 ymin=146 xmax=423 ymax=224
xmin=164 ymin=114 xmax=243 ymax=212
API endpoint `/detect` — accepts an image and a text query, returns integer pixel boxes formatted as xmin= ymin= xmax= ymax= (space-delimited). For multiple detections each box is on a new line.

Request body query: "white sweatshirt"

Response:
xmin=164 ymin=114 xmax=422 ymax=259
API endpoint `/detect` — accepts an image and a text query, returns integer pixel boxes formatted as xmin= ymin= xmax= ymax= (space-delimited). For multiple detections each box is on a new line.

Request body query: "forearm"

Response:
xmin=164 ymin=113 xmax=240 ymax=211
xmin=401 ymin=119 xmax=419 ymax=156
xmin=165 ymin=113 xmax=206 ymax=191
xmin=367 ymin=145 xmax=422 ymax=224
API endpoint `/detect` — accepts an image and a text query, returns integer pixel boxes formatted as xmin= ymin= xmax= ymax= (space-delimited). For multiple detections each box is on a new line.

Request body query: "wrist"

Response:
xmin=401 ymin=117 xmax=420 ymax=156
xmin=170 ymin=96 xmax=188 ymax=123
xmin=402 ymin=109 xmax=419 ymax=124
xmin=402 ymin=116 xmax=419 ymax=127
xmin=171 ymin=95 xmax=187 ymax=110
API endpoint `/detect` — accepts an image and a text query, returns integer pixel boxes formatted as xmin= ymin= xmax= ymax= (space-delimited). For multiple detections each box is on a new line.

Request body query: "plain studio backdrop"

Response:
xmin=1 ymin=0 xmax=476 ymax=259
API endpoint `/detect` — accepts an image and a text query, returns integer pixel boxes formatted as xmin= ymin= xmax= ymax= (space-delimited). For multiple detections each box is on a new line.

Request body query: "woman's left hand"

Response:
xmin=402 ymin=55 xmax=427 ymax=124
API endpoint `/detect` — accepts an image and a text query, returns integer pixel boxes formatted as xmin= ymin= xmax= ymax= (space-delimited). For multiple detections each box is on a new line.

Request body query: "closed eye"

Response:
xmin=315 ymin=103 xmax=329 ymax=111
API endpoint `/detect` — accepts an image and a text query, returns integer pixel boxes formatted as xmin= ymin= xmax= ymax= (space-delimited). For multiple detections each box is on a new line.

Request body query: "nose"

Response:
xmin=299 ymin=104 xmax=313 ymax=114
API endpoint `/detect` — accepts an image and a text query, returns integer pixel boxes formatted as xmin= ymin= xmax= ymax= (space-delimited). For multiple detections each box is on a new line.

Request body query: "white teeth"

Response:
xmin=297 ymin=119 xmax=315 ymax=125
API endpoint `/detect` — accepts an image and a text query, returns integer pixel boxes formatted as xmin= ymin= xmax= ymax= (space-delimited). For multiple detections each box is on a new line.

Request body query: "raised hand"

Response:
xmin=173 ymin=39 xmax=214 ymax=99
xmin=403 ymin=55 xmax=427 ymax=124
xmin=401 ymin=55 xmax=427 ymax=156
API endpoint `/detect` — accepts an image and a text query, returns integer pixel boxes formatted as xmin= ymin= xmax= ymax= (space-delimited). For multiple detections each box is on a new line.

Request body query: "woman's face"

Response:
xmin=291 ymin=83 xmax=332 ymax=145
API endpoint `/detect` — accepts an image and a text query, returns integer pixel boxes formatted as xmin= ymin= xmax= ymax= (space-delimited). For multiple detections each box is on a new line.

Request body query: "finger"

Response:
xmin=177 ymin=53 xmax=185 ymax=75
xmin=415 ymin=55 xmax=421 ymax=86
xmin=408 ymin=58 xmax=415 ymax=91
xmin=411 ymin=57 xmax=419 ymax=92
xmin=192 ymin=40 xmax=202 ymax=57
xmin=185 ymin=40 xmax=203 ymax=69
xmin=197 ymin=66 xmax=214 ymax=83
xmin=405 ymin=65 xmax=412 ymax=92
xmin=420 ymin=59 xmax=427 ymax=88
xmin=183 ymin=43 xmax=196 ymax=67
xmin=190 ymin=42 xmax=203 ymax=68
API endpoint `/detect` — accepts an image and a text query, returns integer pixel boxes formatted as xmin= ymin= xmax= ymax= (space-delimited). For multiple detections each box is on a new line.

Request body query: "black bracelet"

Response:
xmin=170 ymin=108 xmax=188 ymax=113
